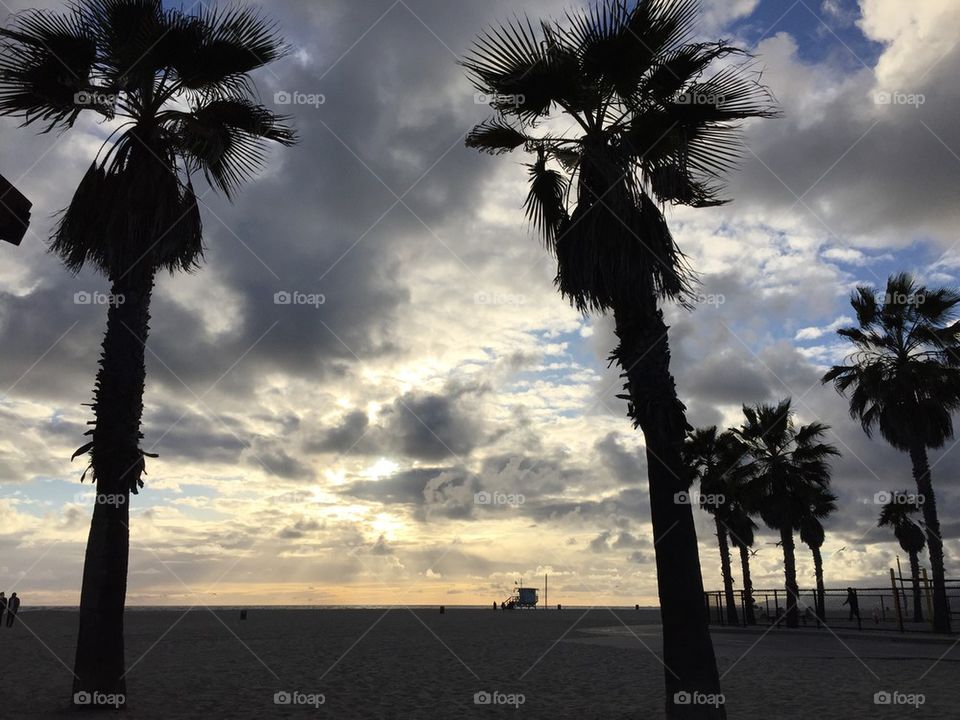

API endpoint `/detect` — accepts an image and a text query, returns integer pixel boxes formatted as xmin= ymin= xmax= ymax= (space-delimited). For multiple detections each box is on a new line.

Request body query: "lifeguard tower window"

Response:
xmin=0 ymin=174 xmax=31 ymax=246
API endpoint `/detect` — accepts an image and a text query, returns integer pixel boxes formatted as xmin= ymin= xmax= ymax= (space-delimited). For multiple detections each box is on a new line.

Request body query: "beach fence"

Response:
xmin=704 ymin=578 xmax=960 ymax=633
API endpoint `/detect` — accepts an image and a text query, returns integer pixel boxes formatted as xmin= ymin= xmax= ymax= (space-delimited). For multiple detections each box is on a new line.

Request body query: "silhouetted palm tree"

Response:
xmin=735 ymin=400 xmax=839 ymax=628
xmin=463 ymin=1 xmax=777 ymax=712
xmin=798 ymin=487 xmax=836 ymax=619
xmin=878 ymin=491 xmax=927 ymax=623
xmin=824 ymin=273 xmax=957 ymax=633
xmin=684 ymin=426 xmax=743 ymax=625
xmin=0 ymin=0 xmax=295 ymax=705
xmin=725 ymin=503 xmax=758 ymax=625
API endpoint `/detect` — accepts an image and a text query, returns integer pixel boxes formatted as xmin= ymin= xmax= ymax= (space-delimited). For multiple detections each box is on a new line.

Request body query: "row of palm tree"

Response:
xmin=685 ymin=272 xmax=958 ymax=637
xmin=685 ymin=400 xmax=839 ymax=629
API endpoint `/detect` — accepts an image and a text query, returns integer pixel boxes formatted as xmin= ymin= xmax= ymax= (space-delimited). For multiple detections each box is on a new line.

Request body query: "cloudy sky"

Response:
xmin=1 ymin=0 xmax=959 ymax=607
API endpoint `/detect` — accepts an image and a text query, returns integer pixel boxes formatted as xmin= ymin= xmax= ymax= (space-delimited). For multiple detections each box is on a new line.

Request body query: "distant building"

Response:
xmin=0 ymin=174 xmax=31 ymax=246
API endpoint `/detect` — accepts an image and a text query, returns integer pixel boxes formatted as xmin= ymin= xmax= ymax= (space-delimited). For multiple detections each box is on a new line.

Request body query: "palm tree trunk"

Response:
xmin=613 ymin=302 xmax=725 ymax=719
xmin=715 ymin=517 xmax=738 ymax=625
xmin=909 ymin=551 xmax=924 ymax=624
xmin=72 ymin=269 xmax=154 ymax=707
xmin=909 ymin=442 xmax=951 ymax=633
xmin=738 ymin=545 xmax=755 ymax=625
xmin=779 ymin=526 xmax=799 ymax=628
xmin=811 ymin=546 xmax=825 ymax=619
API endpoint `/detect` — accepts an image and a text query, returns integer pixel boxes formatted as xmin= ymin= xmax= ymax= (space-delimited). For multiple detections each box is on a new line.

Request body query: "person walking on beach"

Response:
xmin=843 ymin=587 xmax=860 ymax=622
xmin=0 ymin=592 xmax=6 ymax=625
xmin=5 ymin=593 xmax=19 ymax=627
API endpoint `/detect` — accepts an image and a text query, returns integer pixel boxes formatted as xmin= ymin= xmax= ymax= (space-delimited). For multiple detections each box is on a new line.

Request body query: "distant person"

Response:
xmin=5 ymin=593 xmax=19 ymax=627
xmin=0 ymin=592 xmax=6 ymax=625
xmin=843 ymin=587 xmax=860 ymax=622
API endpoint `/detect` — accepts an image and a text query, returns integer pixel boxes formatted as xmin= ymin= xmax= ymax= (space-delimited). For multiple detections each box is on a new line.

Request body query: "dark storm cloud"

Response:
xmin=594 ymin=432 xmax=647 ymax=485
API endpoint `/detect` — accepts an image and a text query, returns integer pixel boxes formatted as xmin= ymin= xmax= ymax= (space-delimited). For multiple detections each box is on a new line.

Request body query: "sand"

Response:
xmin=0 ymin=608 xmax=957 ymax=718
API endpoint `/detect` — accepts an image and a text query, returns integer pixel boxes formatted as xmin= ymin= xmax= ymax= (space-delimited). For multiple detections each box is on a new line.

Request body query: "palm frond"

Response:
xmin=465 ymin=117 xmax=528 ymax=155
xmin=0 ymin=8 xmax=98 ymax=130
xmin=82 ymin=0 xmax=167 ymax=90
xmin=165 ymin=98 xmax=297 ymax=198
xmin=524 ymin=151 xmax=569 ymax=246
xmin=167 ymin=6 xmax=288 ymax=97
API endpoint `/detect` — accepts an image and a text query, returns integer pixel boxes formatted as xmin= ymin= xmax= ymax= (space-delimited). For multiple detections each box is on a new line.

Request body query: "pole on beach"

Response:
xmin=890 ymin=568 xmax=904 ymax=632
xmin=545 ymin=574 xmax=547 ymax=610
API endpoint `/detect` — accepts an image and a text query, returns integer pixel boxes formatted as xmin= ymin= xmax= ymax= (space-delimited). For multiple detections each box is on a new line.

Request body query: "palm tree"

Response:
xmin=824 ymin=273 xmax=958 ymax=633
xmin=797 ymin=487 xmax=837 ymax=620
xmin=735 ymin=400 xmax=839 ymax=628
xmin=724 ymin=503 xmax=758 ymax=625
xmin=684 ymin=426 xmax=743 ymax=625
xmin=878 ymin=491 xmax=927 ymax=623
xmin=462 ymin=2 xmax=777 ymax=713
xmin=0 ymin=1 xmax=295 ymax=705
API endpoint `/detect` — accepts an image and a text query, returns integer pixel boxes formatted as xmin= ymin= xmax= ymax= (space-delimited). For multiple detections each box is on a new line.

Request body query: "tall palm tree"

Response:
xmin=878 ymin=491 xmax=927 ymax=623
xmin=684 ymin=426 xmax=743 ymax=625
xmin=724 ymin=503 xmax=758 ymax=625
xmin=797 ymin=487 xmax=837 ymax=620
xmin=0 ymin=0 xmax=295 ymax=705
xmin=735 ymin=400 xmax=839 ymax=628
xmin=463 ymin=1 xmax=777 ymax=713
xmin=824 ymin=273 xmax=958 ymax=633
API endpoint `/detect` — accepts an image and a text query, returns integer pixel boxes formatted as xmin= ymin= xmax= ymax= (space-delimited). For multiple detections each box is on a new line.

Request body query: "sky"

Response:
xmin=0 ymin=0 xmax=959 ymax=607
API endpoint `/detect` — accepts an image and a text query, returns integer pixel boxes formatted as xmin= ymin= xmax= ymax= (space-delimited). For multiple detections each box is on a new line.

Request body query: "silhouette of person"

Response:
xmin=6 ymin=592 xmax=19 ymax=627
xmin=493 ymin=601 xmax=497 ymax=611
xmin=0 ymin=592 xmax=6 ymax=625
xmin=843 ymin=587 xmax=859 ymax=621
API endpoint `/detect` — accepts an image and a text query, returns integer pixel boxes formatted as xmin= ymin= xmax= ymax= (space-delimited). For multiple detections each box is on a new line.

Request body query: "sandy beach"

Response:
xmin=0 ymin=608 xmax=957 ymax=718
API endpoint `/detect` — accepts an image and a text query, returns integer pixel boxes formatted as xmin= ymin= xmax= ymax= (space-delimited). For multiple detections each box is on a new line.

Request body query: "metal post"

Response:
xmin=923 ymin=568 xmax=934 ymax=627
xmin=890 ymin=568 xmax=904 ymax=632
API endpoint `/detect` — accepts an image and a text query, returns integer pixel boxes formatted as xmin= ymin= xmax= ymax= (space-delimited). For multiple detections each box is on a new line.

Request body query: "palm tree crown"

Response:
xmin=0 ymin=0 xmax=297 ymax=277
xmin=463 ymin=0 xmax=778 ymax=313
xmin=878 ymin=491 xmax=926 ymax=554
xmin=823 ymin=273 xmax=960 ymax=452
xmin=735 ymin=399 xmax=839 ymax=530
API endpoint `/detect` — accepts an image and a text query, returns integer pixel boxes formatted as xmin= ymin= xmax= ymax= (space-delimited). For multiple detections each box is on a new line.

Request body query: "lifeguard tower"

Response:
xmin=502 ymin=586 xmax=538 ymax=609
